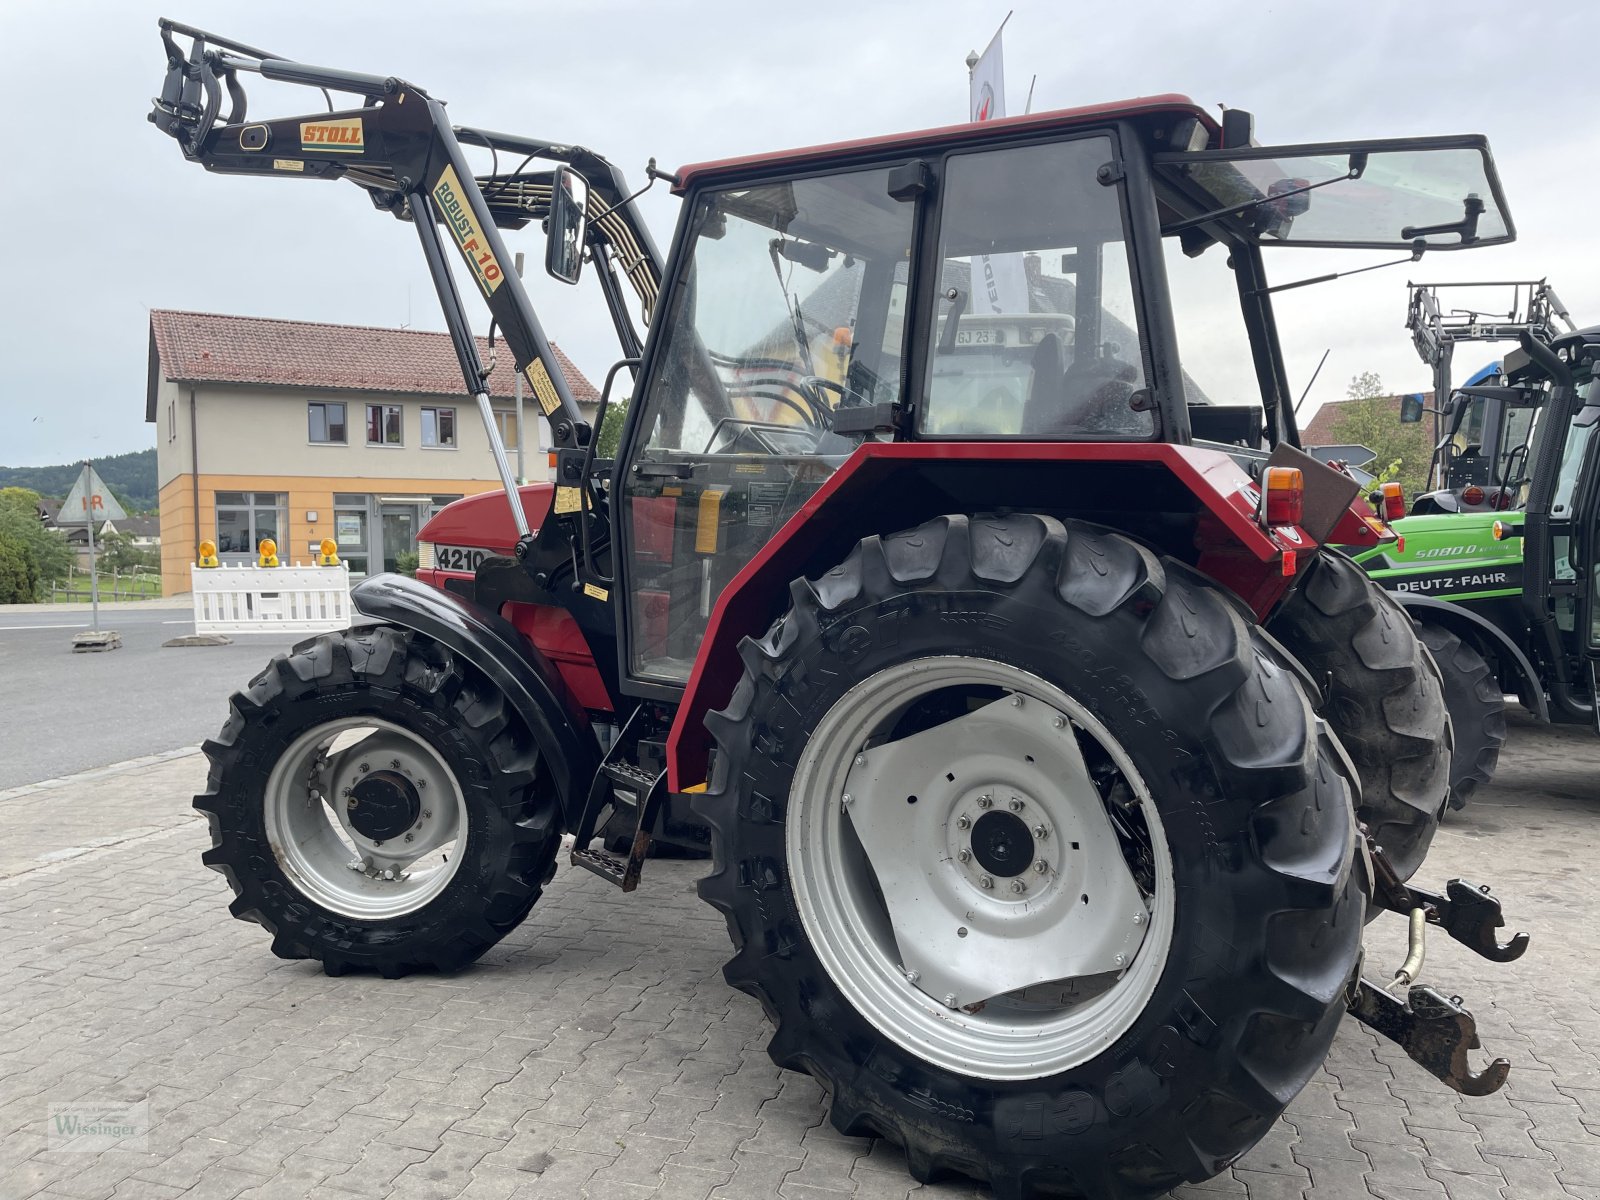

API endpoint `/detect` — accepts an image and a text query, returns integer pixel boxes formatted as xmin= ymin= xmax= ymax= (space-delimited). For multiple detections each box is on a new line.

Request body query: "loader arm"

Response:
xmin=150 ymin=19 xmax=662 ymax=542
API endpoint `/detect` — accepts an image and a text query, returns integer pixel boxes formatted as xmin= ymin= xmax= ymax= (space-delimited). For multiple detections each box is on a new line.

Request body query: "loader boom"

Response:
xmin=150 ymin=18 xmax=661 ymax=550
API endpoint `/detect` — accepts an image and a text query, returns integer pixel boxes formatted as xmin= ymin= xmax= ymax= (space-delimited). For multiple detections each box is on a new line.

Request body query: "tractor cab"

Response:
xmin=1409 ymin=381 xmax=1543 ymax=513
xmin=614 ymin=113 xmax=1515 ymax=687
xmin=1506 ymin=327 xmax=1600 ymax=724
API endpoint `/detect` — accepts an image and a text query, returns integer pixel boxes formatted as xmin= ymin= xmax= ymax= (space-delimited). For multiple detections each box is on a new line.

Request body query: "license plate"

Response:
xmin=435 ymin=544 xmax=493 ymax=572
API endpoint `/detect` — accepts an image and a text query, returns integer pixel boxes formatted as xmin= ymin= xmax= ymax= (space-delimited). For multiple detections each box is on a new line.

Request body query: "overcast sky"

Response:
xmin=2 ymin=1 xmax=1594 ymax=466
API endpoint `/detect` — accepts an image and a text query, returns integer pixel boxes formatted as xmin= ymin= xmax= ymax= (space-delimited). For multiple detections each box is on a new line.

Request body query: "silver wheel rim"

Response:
xmin=786 ymin=656 xmax=1175 ymax=1081
xmin=263 ymin=717 xmax=469 ymax=919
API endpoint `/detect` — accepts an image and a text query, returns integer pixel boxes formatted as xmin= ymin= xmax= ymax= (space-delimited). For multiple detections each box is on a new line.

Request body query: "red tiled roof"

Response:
xmin=147 ymin=309 xmax=597 ymax=421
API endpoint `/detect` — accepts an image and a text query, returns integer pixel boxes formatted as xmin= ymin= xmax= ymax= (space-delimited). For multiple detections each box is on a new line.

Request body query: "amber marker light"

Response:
xmin=1264 ymin=466 xmax=1304 ymax=526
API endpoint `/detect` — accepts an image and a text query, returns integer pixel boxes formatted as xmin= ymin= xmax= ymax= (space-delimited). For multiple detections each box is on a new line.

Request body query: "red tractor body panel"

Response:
xmin=416 ymin=482 xmax=613 ymax=714
xmin=674 ymin=95 xmax=1216 ymax=193
xmin=665 ymin=441 xmax=1310 ymax=790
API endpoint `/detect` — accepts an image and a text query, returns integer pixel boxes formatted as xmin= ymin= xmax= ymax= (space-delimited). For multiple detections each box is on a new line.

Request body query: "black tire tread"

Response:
xmin=1266 ymin=551 xmax=1450 ymax=880
xmin=696 ymin=514 xmax=1363 ymax=1200
xmin=194 ymin=625 xmax=560 ymax=976
xmin=1415 ymin=622 xmax=1506 ymax=809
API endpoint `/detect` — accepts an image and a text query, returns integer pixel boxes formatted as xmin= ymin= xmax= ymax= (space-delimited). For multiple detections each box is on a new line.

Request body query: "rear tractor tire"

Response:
xmin=195 ymin=625 xmax=562 ymax=977
xmin=698 ymin=515 xmax=1364 ymax=1199
xmin=1415 ymin=622 xmax=1506 ymax=810
xmin=1266 ymin=551 xmax=1451 ymax=881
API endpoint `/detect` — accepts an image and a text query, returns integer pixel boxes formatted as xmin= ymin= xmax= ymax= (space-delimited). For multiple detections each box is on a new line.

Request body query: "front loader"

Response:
xmin=153 ymin=22 xmax=1531 ymax=1198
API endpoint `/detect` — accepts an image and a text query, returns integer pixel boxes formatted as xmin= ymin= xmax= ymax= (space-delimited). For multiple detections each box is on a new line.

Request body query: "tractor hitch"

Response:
xmin=1348 ymin=979 xmax=1511 ymax=1095
xmin=1366 ymin=834 xmax=1530 ymax=963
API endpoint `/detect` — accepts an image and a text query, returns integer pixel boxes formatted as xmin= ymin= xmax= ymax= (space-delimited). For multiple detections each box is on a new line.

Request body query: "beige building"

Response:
xmin=146 ymin=310 xmax=597 ymax=595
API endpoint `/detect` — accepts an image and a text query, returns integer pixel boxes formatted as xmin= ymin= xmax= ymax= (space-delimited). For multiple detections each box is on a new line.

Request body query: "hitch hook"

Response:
xmin=1348 ymin=979 xmax=1511 ymax=1096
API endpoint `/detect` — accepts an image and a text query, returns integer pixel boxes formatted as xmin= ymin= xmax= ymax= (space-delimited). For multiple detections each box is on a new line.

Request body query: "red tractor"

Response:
xmin=155 ymin=22 xmax=1529 ymax=1198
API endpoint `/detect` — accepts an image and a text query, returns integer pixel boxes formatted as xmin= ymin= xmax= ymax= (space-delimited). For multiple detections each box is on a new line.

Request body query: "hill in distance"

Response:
xmin=0 ymin=447 xmax=158 ymax=512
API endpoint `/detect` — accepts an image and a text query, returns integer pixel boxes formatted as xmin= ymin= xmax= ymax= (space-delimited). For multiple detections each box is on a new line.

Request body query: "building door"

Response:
xmin=380 ymin=503 xmax=422 ymax=573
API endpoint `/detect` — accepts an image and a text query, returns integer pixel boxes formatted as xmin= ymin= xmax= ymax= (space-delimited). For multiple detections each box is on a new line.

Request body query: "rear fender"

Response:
xmin=665 ymin=441 xmax=1313 ymax=790
xmin=1395 ymin=592 xmax=1548 ymax=721
xmin=350 ymin=574 xmax=601 ymax=830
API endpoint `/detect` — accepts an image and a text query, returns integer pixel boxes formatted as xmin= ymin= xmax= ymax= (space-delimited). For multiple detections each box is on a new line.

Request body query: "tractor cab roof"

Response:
xmin=675 ymin=94 xmax=1215 ymax=192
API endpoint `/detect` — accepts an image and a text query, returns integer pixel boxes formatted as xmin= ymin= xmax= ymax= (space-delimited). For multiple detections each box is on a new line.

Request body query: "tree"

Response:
xmin=97 ymin=531 xmax=159 ymax=574
xmin=596 ymin=400 xmax=629 ymax=460
xmin=1328 ymin=372 xmax=1433 ymax=499
xmin=0 ymin=534 xmax=36 ymax=603
xmin=0 ymin=488 xmax=71 ymax=600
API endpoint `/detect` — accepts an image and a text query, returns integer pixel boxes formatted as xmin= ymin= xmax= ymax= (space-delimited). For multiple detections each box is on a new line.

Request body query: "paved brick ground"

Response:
xmin=1 ymin=712 xmax=1596 ymax=1199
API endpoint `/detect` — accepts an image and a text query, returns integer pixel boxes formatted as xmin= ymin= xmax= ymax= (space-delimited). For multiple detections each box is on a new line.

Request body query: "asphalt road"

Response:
xmin=0 ymin=606 xmax=299 ymax=789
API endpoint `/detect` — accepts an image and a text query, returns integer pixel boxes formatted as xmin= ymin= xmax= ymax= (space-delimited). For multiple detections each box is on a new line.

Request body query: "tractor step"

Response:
xmin=570 ymin=845 xmax=643 ymax=891
xmin=1348 ymin=979 xmax=1511 ymax=1095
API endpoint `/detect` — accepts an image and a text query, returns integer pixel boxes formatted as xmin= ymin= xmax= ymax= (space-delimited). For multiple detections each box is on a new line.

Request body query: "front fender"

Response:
xmin=350 ymin=574 xmax=601 ymax=830
xmin=1394 ymin=592 xmax=1549 ymax=722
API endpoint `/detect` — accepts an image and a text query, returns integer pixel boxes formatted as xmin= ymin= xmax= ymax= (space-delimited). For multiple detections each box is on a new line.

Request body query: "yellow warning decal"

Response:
xmin=695 ymin=487 xmax=727 ymax=555
xmin=582 ymin=582 xmax=609 ymax=601
xmin=432 ymin=165 xmax=504 ymax=296
xmin=681 ymin=782 xmax=708 ymax=794
xmin=553 ymin=485 xmax=583 ymax=515
xmin=522 ymin=359 xmax=563 ymax=416
xmin=273 ymin=159 xmax=305 ymax=172
xmin=299 ymin=117 xmax=364 ymax=153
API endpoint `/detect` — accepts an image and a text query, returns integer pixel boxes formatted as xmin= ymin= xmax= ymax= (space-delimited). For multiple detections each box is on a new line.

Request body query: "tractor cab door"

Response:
xmin=615 ymin=166 xmax=919 ymax=688
xmin=1561 ymin=376 xmax=1600 ymax=717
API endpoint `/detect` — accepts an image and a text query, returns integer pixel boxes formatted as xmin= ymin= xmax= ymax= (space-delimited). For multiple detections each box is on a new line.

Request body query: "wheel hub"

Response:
xmin=969 ymin=809 xmax=1034 ymax=879
xmin=346 ymin=770 xmax=422 ymax=842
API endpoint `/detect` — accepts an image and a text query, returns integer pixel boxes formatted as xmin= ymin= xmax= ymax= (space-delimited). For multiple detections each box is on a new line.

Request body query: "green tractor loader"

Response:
xmin=1355 ymin=329 xmax=1600 ymax=808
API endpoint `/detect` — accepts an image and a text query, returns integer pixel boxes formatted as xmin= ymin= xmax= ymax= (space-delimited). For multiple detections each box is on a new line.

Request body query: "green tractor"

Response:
xmin=1354 ymin=329 xmax=1600 ymax=808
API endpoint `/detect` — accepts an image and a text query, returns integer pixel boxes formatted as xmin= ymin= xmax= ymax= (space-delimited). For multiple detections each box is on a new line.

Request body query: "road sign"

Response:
xmin=57 ymin=465 xmax=127 ymax=525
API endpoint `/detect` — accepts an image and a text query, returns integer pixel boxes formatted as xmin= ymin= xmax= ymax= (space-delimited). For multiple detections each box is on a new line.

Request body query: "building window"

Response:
xmin=494 ymin=409 xmax=517 ymax=447
xmin=214 ymin=491 xmax=287 ymax=557
xmin=167 ymin=400 xmax=176 ymax=442
xmin=308 ymin=401 xmax=347 ymax=444
xmin=366 ymin=404 xmax=403 ymax=445
xmin=421 ymin=406 xmax=456 ymax=448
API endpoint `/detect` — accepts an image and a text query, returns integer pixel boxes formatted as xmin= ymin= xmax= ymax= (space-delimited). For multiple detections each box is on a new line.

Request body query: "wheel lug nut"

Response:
xmin=854 ymin=753 xmax=867 ymax=767
xmin=1010 ymin=695 xmax=1023 ymax=707
xmin=1052 ymin=715 xmax=1066 ymax=729
xmin=390 ymin=759 xmax=401 ymax=770
xmin=359 ymin=762 xmax=370 ymax=773
xmin=1010 ymin=880 xmax=1026 ymax=894
xmin=979 ymin=875 xmax=993 ymax=889
xmin=404 ymin=833 xmax=414 ymax=843
xmin=957 ymin=848 xmax=971 ymax=862
xmin=341 ymin=788 xmax=352 ymax=798
xmin=1114 ymin=954 xmax=1126 ymax=967
xmin=1009 ymin=797 xmax=1024 ymax=812
xmin=422 ymin=809 xmax=432 ymax=820
xmin=977 ymin=794 xmax=993 ymax=809
xmin=903 ymin=967 xmax=919 ymax=983
xmin=842 ymin=793 xmax=854 ymax=807
xmin=1034 ymin=860 xmax=1048 ymax=874
xmin=943 ymin=993 xmax=957 ymax=1007
xmin=1033 ymin=824 xmax=1048 ymax=839
xmin=955 ymin=815 xmax=970 ymax=830
xmin=1133 ymin=911 xmax=1146 ymax=925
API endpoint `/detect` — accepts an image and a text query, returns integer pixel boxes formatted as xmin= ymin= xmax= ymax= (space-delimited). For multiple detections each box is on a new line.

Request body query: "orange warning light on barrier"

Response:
xmin=197 ymin=539 xmax=219 ymax=568
xmin=258 ymin=538 xmax=280 ymax=568
xmin=317 ymin=538 xmax=341 ymax=567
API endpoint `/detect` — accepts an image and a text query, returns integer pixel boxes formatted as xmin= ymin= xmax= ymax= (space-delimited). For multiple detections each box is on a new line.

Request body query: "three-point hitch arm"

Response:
xmin=150 ymin=18 xmax=662 ymax=554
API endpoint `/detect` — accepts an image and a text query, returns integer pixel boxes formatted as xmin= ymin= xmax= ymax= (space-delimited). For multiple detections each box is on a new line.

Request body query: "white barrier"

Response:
xmin=191 ymin=563 xmax=352 ymax=635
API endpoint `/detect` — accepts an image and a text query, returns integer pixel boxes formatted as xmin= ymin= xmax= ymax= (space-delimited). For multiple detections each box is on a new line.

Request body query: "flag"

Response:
xmin=968 ymin=27 xmax=1031 ymax=315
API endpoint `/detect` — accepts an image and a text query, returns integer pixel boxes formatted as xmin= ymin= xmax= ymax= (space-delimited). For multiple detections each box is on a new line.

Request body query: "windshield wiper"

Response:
xmin=1161 ymin=151 xmax=1368 ymax=237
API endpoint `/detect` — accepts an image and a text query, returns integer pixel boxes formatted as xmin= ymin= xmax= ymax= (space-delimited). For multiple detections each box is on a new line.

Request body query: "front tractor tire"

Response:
xmin=195 ymin=626 xmax=562 ymax=977
xmin=1266 ymin=552 xmax=1451 ymax=879
xmin=1415 ymin=622 xmax=1506 ymax=811
xmin=697 ymin=515 xmax=1364 ymax=1200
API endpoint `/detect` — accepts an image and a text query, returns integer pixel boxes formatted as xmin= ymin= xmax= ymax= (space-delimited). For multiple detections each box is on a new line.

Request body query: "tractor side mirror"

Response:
xmin=546 ymin=166 xmax=589 ymax=285
xmin=1399 ymin=393 xmax=1425 ymax=424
